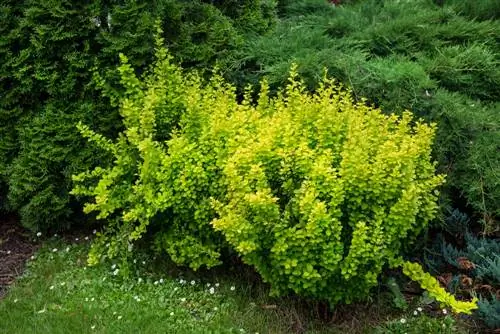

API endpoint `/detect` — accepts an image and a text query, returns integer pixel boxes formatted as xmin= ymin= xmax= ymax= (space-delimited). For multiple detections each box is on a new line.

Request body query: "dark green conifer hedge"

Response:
xmin=0 ymin=0 xmax=277 ymax=232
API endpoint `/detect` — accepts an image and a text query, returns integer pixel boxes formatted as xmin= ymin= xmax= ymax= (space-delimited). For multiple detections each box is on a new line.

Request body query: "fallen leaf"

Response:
xmin=457 ymin=257 xmax=476 ymax=270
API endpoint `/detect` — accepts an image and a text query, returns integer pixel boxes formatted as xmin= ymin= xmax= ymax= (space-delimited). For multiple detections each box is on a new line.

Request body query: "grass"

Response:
xmin=0 ymin=234 xmax=468 ymax=334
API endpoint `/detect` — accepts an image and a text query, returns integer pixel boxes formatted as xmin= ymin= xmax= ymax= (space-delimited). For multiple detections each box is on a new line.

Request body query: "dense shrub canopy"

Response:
xmin=222 ymin=0 xmax=500 ymax=232
xmin=74 ymin=42 xmax=447 ymax=305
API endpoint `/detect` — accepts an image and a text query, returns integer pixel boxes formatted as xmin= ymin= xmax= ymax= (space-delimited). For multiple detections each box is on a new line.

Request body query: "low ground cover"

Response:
xmin=0 ymin=234 xmax=468 ymax=334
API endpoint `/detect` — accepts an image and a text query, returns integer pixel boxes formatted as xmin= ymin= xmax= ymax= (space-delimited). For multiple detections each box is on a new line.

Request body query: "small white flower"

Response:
xmin=191 ymin=280 xmax=196 ymax=286
xmin=417 ymin=307 xmax=423 ymax=312
xmin=207 ymin=283 xmax=211 ymax=287
xmin=49 ymin=285 xmax=54 ymax=290
xmin=30 ymin=255 xmax=35 ymax=260
xmin=159 ymin=278 xmax=164 ymax=284
xmin=170 ymin=312 xmax=174 ymax=316
xmin=113 ymin=311 xmax=117 ymax=315
xmin=230 ymin=286 xmax=236 ymax=291
xmin=85 ymin=298 xmax=89 ymax=302
xmin=75 ymin=238 xmax=79 ymax=241
xmin=60 ymin=282 xmax=66 ymax=286
xmin=142 ymin=261 xmax=146 ymax=265
xmin=138 ymin=278 xmax=143 ymax=283
xmin=111 ymin=264 xmax=116 ymax=270
xmin=13 ymin=299 xmax=18 ymax=303
xmin=117 ymin=315 xmax=122 ymax=320
xmin=91 ymin=325 xmax=96 ymax=330
xmin=181 ymin=298 xmax=186 ymax=302
xmin=113 ymin=269 xmax=119 ymax=276
xmin=84 ymin=236 xmax=89 ymax=241
xmin=133 ymin=259 xmax=137 ymax=264
xmin=65 ymin=247 xmax=70 ymax=252
xmin=400 ymin=318 xmax=406 ymax=324
xmin=36 ymin=232 xmax=42 ymax=237
xmin=54 ymin=234 xmax=58 ymax=237
xmin=52 ymin=248 xmax=58 ymax=252
xmin=413 ymin=310 xmax=418 ymax=316
xmin=179 ymin=279 xmax=185 ymax=284
xmin=442 ymin=309 xmax=447 ymax=315
xmin=154 ymin=281 xmax=159 ymax=285
xmin=92 ymin=229 xmax=97 ymax=234
xmin=209 ymin=287 xmax=215 ymax=294
xmin=215 ymin=283 xmax=220 ymax=287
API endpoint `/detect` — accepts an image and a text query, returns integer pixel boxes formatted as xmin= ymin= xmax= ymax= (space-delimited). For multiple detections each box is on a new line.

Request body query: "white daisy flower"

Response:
xmin=209 ymin=287 xmax=215 ymax=294
xmin=36 ymin=232 xmax=42 ymax=237
xmin=400 ymin=318 xmax=406 ymax=324
xmin=230 ymin=286 xmax=236 ymax=291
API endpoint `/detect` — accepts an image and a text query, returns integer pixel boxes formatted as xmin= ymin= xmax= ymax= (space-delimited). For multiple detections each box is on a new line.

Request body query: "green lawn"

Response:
xmin=0 ymin=236 xmax=466 ymax=334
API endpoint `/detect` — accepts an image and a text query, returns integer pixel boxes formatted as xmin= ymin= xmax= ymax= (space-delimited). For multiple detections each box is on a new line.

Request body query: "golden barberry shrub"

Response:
xmin=74 ymin=35 xmax=476 ymax=310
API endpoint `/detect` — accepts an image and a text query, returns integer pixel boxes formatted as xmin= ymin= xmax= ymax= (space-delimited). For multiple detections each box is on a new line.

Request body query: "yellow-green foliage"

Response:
xmin=402 ymin=261 xmax=478 ymax=314
xmin=73 ymin=38 xmax=446 ymax=305
xmin=211 ymin=68 xmax=445 ymax=304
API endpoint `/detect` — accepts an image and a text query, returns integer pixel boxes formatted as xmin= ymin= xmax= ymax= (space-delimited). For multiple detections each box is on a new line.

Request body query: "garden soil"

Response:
xmin=0 ymin=216 xmax=38 ymax=298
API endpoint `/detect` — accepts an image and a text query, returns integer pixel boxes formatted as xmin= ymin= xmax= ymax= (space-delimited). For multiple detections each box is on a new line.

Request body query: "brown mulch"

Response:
xmin=0 ymin=215 xmax=39 ymax=299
